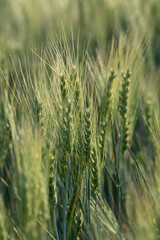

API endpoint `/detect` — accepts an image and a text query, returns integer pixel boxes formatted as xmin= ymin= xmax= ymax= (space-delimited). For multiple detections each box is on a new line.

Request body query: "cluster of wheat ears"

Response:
xmin=0 ymin=31 xmax=160 ymax=240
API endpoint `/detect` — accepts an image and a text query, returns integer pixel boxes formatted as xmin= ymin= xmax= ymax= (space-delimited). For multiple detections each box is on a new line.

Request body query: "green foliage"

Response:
xmin=0 ymin=195 xmax=7 ymax=240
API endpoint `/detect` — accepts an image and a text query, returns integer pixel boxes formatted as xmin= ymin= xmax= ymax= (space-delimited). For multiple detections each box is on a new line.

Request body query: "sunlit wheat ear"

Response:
xmin=49 ymin=151 xmax=57 ymax=210
xmin=119 ymin=69 xmax=131 ymax=154
xmin=84 ymin=108 xmax=92 ymax=165
xmin=91 ymin=147 xmax=99 ymax=194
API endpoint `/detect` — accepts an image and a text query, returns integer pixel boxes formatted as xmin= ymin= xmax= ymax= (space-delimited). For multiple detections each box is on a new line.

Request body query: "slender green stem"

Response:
xmin=117 ymin=123 xmax=122 ymax=228
xmin=123 ymin=155 xmax=127 ymax=222
xmin=0 ymin=167 xmax=4 ymax=194
xmin=66 ymin=160 xmax=85 ymax=240
xmin=95 ymin=195 xmax=102 ymax=240
xmin=85 ymin=166 xmax=91 ymax=226
xmin=53 ymin=209 xmax=59 ymax=240
xmin=63 ymin=157 xmax=70 ymax=240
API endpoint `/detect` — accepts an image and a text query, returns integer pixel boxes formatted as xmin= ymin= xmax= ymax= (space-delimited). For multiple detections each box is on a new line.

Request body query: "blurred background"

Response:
xmin=0 ymin=0 xmax=160 ymax=66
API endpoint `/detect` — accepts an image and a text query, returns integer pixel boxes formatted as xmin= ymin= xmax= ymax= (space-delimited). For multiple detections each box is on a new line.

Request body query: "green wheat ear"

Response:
xmin=102 ymin=69 xmax=116 ymax=119
xmin=121 ymin=121 xmax=129 ymax=154
xmin=58 ymin=73 xmax=73 ymax=179
xmin=91 ymin=147 xmax=99 ymax=194
xmin=59 ymin=111 xmax=71 ymax=179
xmin=99 ymin=69 xmax=116 ymax=159
xmin=60 ymin=74 xmax=67 ymax=100
xmin=119 ymin=69 xmax=131 ymax=119
xmin=84 ymin=108 xmax=92 ymax=165
xmin=34 ymin=97 xmax=44 ymax=129
xmin=119 ymin=69 xmax=131 ymax=154
xmin=49 ymin=151 xmax=57 ymax=210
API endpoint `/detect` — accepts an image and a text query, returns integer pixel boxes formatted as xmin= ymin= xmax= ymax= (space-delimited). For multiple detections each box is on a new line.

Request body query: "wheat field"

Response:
xmin=0 ymin=0 xmax=160 ymax=239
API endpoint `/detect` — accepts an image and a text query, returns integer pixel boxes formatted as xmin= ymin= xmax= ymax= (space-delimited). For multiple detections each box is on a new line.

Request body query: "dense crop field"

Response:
xmin=0 ymin=0 xmax=160 ymax=239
